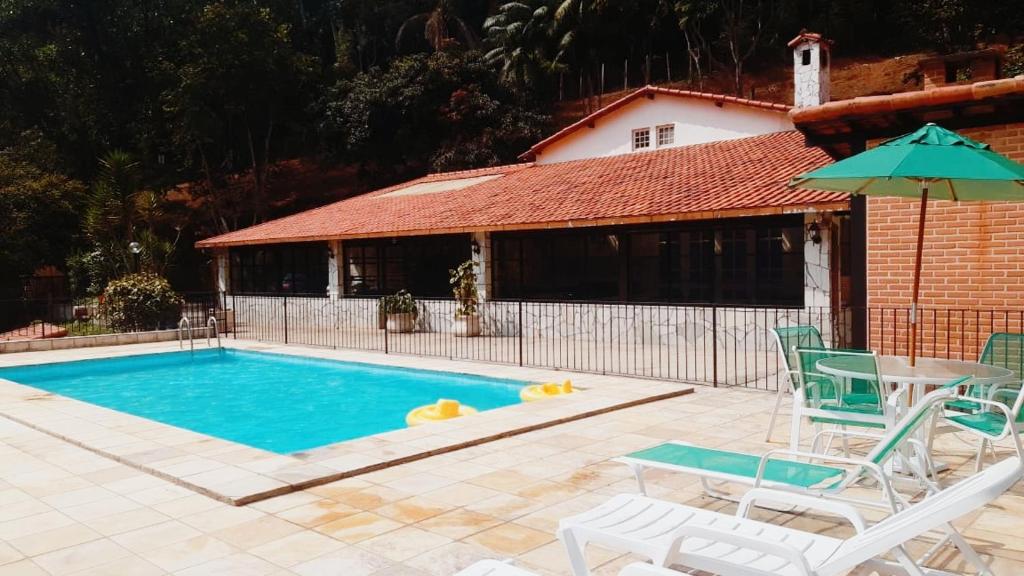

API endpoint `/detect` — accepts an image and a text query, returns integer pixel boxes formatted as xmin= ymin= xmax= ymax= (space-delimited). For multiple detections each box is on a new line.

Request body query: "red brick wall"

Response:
xmin=866 ymin=122 xmax=1024 ymax=358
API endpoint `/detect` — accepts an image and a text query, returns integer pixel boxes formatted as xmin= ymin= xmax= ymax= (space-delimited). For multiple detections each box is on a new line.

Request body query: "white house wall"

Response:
xmin=534 ymin=96 xmax=794 ymax=165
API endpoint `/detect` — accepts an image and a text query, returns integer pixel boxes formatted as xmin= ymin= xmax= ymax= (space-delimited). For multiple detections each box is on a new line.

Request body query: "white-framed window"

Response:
xmin=632 ymin=128 xmax=651 ymax=151
xmin=656 ymin=124 xmax=675 ymax=147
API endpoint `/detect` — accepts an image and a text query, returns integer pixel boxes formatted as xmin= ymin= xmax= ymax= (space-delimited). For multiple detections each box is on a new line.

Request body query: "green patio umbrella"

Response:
xmin=790 ymin=123 xmax=1024 ymax=365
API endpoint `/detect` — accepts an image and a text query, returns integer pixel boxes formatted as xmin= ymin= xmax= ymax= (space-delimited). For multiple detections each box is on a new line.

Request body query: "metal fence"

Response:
xmin=4 ymin=292 xmax=1020 ymax=391
xmin=228 ymin=295 xmax=853 ymax=390
xmin=0 ymin=292 xmax=225 ymax=340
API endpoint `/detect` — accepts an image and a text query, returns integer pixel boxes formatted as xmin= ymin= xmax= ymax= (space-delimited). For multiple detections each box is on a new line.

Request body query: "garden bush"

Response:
xmin=101 ymin=273 xmax=183 ymax=331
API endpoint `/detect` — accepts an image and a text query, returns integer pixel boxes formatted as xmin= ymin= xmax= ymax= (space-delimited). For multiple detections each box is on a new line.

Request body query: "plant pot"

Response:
xmin=386 ymin=312 xmax=416 ymax=333
xmin=453 ymin=314 xmax=481 ymax=337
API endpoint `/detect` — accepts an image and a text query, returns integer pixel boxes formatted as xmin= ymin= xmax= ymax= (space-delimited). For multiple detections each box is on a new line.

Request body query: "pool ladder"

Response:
xmin=178 ymin=314 xmax=222 ymax=352
xmin=178 ymin=315 xmax=194 ymax=352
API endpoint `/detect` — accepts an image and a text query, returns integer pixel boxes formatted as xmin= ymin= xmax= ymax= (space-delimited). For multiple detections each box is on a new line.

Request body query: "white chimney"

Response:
xmin=789 ymin=31 xmax=831 ymax=108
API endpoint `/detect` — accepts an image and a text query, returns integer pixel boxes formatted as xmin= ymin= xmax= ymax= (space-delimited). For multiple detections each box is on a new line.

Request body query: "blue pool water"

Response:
xmin=0 ymin=349 xmax=524 ymax=453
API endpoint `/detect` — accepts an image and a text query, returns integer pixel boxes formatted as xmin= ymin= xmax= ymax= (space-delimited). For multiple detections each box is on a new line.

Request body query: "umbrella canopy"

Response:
xmin=790 ymin=123 xmax=1024 ymax=365
xmin=790 ymin=123 xmax=1024 ymax=197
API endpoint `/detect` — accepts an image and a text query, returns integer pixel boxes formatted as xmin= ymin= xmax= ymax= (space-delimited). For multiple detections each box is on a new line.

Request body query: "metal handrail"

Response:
xmin=207 ymin=315 xmax=220 ymax=348
xmin=178 ymin=314 xmax=193 ymax=353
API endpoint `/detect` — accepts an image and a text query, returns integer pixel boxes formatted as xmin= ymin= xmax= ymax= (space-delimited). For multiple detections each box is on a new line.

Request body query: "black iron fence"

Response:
xmin=0 ymin=292 xmax=225 ymax=340
xmin=228 ymin=295 xmax=852 ymax=389
xmin=5 ymin=292 xmax=1021 ymax=391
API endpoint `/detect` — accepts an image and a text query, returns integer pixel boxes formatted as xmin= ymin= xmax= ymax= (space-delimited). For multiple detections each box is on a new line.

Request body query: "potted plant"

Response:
xmin=380 ymin=290 xmax=418 ymax=332
xmin=450 ymin=260 xmax=481 ymax=337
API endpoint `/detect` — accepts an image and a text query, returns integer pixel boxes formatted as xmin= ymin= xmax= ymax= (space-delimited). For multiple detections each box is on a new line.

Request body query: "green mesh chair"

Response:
xmin=946 ymin=332 xmax=1024 ymax=414
xmin=942 ymin=332 xmax=1024 ymax=470
xmin=791 ymin=347 xmax=898 ymax=453
xmin=618 ymin=381 xmax=967 ymax=512
xmin=766 ymin=326 xmax=826 ymax=442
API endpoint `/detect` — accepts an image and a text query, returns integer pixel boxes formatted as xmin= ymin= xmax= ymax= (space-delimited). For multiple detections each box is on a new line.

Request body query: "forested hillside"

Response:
xmin=2 ymin=0 xmax=1022 ymax=295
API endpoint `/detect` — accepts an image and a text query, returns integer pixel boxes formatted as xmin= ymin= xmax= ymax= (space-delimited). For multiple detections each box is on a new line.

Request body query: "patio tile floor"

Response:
xmin=0 ymin=345 xmax=1021 ymax=574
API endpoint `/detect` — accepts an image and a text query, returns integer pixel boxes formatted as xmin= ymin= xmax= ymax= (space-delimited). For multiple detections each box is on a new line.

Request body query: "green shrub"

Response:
xmin=449 ymin=260 xmax=479 ymax=317
xmin=101 ymin=273 xmax=184 ymax=331
xmin=379 ymin=289 xmax=418 ymax=319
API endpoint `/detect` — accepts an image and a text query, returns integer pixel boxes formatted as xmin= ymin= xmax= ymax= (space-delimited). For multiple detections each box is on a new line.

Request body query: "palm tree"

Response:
xmin=483 ymin=0 xmax=552 ymax=92
xmin=395 ymin=0 xmax=480 ymax=52
xmin=83 ymin=151 xmax=178 ymax=286
xmin=550 ymin=0 xmax=608 ymax=112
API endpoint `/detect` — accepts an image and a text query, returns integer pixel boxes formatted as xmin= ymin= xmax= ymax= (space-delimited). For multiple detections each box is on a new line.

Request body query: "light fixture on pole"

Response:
xmin=128 ymin=241 xmax=143 ymax=273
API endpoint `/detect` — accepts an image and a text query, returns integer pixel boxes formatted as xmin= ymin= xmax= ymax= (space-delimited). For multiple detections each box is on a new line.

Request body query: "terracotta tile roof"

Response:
xmin=520 ymin=85 xmax=791 ymax=161
xmin=791 ymin=75 xmax=1024 ymax=125
xmin=787 ymin=31 xmax=832 ymax=48
xmin=196 ymin=131 xmax=843 ymax=248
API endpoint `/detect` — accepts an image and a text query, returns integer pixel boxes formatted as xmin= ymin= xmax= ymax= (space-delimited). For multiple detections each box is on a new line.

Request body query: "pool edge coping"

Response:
xmin=0 ymin=341 xmax=701 ymax=506
xmin=0 ymin=385 xmax=693 ymax=505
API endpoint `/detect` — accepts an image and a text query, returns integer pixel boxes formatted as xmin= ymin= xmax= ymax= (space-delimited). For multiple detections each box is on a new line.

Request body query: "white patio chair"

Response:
xmin=766 ymin=325 xmax=827 ymax=443
xmin=558 ymin=454 xmax=1023 ymax=576
xmin=617 ymin=383 xmax=961 ymax=510
xmin=791 ymin=347 xmax=901 ymax=454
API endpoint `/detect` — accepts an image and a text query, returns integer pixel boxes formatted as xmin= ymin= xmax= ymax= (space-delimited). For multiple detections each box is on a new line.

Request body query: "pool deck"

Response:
xmin=1 ymin=363 xmax=1023 ymax=575
xmin=0 ymin=341 xmax=692 ymax=505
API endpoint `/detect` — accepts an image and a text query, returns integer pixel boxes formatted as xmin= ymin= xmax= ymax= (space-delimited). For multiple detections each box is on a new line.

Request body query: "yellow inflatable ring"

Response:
xmin=520 ymin=380 xmax=574 ymax=402
xmin=406 ymin=399 xmax=477 ymax=426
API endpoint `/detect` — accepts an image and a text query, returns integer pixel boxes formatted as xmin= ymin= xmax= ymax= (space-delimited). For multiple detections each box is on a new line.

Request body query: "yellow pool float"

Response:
xmin=406 ymin=399 xmax=477 ymax=426
xmin=520 ymin=380 xmax=574 ymax=402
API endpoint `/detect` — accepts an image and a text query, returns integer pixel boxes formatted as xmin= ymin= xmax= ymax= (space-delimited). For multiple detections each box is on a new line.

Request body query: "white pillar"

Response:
xmin=327 ymin=240 xmax=342 ymax=299
xmin=471 ymin=231 xmax=492 ymax=301
xmin=213 ymin=248 xmax=230 ymax=294
xmin=804 ymin=213 xmax=832 ymax=309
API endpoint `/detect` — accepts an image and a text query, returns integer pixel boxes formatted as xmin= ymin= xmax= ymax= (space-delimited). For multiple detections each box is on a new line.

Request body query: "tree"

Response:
xmin=396 ymin=0 xmax=480 ymax=53
xmin=0 ymin=138 xmax=86 ymax=298
xmin=320 ymin=50 xmax=548 ymax=177
xmin=162 ymin=2 xmax=316 ymax=232
xmin=674 ymin=1 xmax=716 ymax=89
xmin=483 ymin=0 xmax=553 ymax=94
xmin=74 ymin=151 xmax=180 ymax=294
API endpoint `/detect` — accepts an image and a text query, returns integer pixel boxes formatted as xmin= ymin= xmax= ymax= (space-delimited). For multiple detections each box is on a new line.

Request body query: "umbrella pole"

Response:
xmin=909 ymin=183 xmax=929 ymax=367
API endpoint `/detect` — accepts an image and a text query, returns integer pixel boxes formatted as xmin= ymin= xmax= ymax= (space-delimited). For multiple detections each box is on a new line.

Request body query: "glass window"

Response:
xmin=632 ymin=128 xmax=651 ymax=151
xmin=229 ymin=243 xmax=329 ymax=295
xmin=342 ymin=234 xmax=470 ymax=297
xmin=491 ymin=215 xmax=807 ymax=306
xmin=656 ymin=124 xmax=675 ymax=147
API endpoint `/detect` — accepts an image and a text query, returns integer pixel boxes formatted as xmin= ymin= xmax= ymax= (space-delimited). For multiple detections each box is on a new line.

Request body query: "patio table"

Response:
xmin=815 ymin=355 xmax=1014 ymax=475
xmin=816 ymin=355 xmax=1013 ymax=399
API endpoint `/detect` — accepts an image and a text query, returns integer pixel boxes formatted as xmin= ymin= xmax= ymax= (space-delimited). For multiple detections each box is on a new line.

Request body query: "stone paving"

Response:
xmin=0 ymin=342 xmax=691 ymax=506
xmin=0 ymin=346 xmax=1022 ymax=575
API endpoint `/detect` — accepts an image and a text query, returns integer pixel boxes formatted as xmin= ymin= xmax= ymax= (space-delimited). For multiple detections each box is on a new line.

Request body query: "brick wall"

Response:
xmin=866 ymin=122 xmax=1024 ymax=357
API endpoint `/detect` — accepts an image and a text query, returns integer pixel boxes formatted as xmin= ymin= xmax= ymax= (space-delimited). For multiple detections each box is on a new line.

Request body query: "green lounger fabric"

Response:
xmin=626 ymin=443 xmax=846 ymax=489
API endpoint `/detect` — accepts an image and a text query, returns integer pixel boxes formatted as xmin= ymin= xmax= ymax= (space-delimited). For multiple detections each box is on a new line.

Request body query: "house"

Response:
xmin=197 ymin=33 xmax=850 ymax=315
xmin=790 ymin=47 xmax=1024 ymax=354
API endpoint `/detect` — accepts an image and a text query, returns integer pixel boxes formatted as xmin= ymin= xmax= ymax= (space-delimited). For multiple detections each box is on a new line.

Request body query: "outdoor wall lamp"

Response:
xmin=807 ymin=221 xmax=822 ymax=244
xmin=471 ymin=239 xmax=481 ymax=255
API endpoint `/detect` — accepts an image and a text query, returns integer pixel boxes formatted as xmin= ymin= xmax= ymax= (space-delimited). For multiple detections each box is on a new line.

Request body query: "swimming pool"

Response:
xmin=0 ymin=349 xmax=525 ymax=454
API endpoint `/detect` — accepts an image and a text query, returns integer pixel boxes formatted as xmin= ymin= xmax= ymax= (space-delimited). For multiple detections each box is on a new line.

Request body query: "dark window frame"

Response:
xmin=342 ymin=234 xmax=471 ymax=297
xmin=229 ymin=242 xmax=329 ymax=295
xmin=491 ymin=215 xmax=809 ymax=307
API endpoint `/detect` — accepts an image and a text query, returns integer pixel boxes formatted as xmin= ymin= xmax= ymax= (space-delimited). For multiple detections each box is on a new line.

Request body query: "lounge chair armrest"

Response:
xmin=757 ymin=448 xmax=901 ymax=512
xmin=810 ymin=428 xmax=884 ymax=444
xmin=665 ymin=524 xmax=815 ymax=575
xmin=736 ymin=487 xmax=867 ymax=532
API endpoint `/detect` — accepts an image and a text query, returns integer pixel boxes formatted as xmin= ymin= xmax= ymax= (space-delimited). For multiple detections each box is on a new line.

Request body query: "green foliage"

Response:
xmin=100 ymin=273 xmax=184 ymax=331
xmin=483 ymin=0 xmax=553 ymax=93
xmin=0 ymin=140 xmax=86 ymax=298
xmin=76 ymin=151 xmax=181 ymax=294
xmin=449 ymin=260 xmax=479 ymax=317
xmin=321 ymin=49 xmax=548 ymax=174
xmin=379 ymin=289 xmax=419 ymax=319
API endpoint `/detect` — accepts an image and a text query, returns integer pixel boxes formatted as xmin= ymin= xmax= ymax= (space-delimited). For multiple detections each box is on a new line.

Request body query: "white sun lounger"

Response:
xmin=558 ymin=456 xmax=1023 ymax=576
xmin=616 ymin=384 xmax=964 ymax=510
xmin=453 ymin=560 xmax=542 ymax=576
